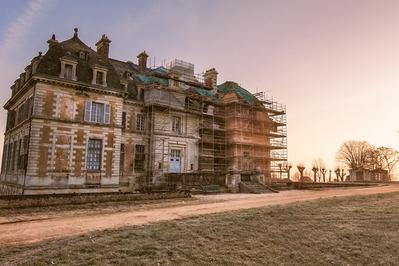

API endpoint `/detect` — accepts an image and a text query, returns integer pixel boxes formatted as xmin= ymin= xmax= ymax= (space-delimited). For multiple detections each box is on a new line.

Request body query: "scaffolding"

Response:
xmin=253 ymin=92 xmax=288 ymax=180
xmin=142 ymin=84 xmax=226 ymax=188
xmin=136 ymin=57 xmax=288 ymax=188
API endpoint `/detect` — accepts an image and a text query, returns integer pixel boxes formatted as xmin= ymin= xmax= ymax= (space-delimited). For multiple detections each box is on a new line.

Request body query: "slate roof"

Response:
xmin=29 ymin=30 xmax=260 ymax=106
xmin=36 ymin=33 xmax=123 ymax=89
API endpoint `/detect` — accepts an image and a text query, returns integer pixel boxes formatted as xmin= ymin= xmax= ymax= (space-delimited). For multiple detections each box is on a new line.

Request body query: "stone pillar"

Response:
xmin=226 ymin=169 xmax=241 ymax=192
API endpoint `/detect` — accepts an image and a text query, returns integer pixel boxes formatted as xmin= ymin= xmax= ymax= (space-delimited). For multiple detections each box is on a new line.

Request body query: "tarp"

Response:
xmin=137 ymin=74 xmax=169 ymax=86
xmin=217 ymin=81 xmax=255 ymax=105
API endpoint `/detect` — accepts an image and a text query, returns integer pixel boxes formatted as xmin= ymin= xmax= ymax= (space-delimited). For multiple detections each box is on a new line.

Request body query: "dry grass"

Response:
xmin=1 ymin=192 xmax=399 ymax=265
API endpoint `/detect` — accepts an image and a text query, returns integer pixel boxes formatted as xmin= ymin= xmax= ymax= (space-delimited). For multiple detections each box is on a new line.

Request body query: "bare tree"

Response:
xmin=297 ymin=164 xmax=305 ymax=182
xmin=320 ymin=168 xmax=327 ymax=182
xmin=338 ymin=168 xmax=346 ymax=182
xmin=374 ymin=147 xmax=398 ymax=179
xmin=336 ymin=141 xmax=372 ymax=170
xmin=285 ymin=163 xmax=293 ymax=181
xmin=278 ymin=163 xmax=283 ymax=179
xmin=334 ymin=168 xmax=341 ymax=182
xmin=311 ymin=166 xmax=318 ymax=182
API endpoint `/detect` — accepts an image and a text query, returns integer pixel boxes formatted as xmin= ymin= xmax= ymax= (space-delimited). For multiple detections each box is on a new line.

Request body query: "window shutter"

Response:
xmin=84 ymin=101 xmax=92 ymax=122
xmin=104 ymin=104 xmax=110 ymax=124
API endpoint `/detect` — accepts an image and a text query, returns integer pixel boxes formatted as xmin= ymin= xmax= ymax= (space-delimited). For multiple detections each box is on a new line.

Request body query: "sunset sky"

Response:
xmin=1 ymin=0 xmax=399 ymax=171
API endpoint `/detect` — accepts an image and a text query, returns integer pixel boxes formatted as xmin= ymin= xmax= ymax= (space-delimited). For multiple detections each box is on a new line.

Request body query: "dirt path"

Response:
xmin=1 ymin=185 xmax=399 ymax=246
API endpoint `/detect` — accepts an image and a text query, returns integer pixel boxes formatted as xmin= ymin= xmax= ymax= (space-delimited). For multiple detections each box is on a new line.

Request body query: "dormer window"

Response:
xmin=96 ymin=71 xmax=104 ymax=85
xmin=92 ymin=65 xmax=108 ymax=86
xmin=65 ymin=64 xmax=73 ymax=79
xmin=59 ymin=57 xmax=78 ymax=81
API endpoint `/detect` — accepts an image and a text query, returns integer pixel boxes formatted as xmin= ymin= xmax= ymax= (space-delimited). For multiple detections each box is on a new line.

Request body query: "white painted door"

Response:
xmin=170 ymin=149 xmax=181 ymax=173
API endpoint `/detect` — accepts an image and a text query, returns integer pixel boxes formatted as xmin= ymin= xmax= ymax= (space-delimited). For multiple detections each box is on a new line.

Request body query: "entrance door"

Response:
xmin=170 ymin=149 xmax=181 ymax=173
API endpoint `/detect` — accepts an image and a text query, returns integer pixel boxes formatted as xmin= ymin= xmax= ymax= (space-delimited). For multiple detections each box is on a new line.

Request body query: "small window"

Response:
xmin=79 ymin=51 xmax=88 ymax=60
xmin=87 ymin=139 xmax=102 ymax=171
xmin=134 ymin=144 xmax=145 ymax=171
xmin=120 ymin=144 xmax=125 ymax=175
xmin=136 ymin=113 xmax=144 ymax=131
xmin=122 ymin=112 xmax=126 ymax=129
xmin=65 ymin=64 xmax=73 ymax=79
xmin=96 ymin=71 xmax=104 ymax=85
xmin=172 ymin=116 xmax=181 ymax=134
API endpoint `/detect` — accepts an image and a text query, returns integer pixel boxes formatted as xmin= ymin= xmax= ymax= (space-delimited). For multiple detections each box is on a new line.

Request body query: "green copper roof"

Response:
xmin=193 ymin=87 xmax=215 ymax=99
xmin=137 ymin=74 xmax=169 ymax=86
xmin=217 ymin=81 xmax=255 ymax=105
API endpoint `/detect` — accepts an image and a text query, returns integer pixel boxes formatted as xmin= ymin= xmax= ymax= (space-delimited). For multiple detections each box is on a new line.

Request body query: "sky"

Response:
xmin=1 ymin=0 xmax=399 ymax=172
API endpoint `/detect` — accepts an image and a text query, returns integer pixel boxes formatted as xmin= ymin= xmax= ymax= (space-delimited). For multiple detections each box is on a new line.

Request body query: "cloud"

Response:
xmin=0 ymin=0 xmax=53 ymax=160
xmin=0 ymin=0 xmax=50 ymax=57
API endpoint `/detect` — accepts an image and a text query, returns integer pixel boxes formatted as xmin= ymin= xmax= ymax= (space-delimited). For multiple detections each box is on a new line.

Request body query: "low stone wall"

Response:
xmin=0 ymin=191 xmax=190 ymax=210
xmin=270 ymin=181 xmax=382 ymax=190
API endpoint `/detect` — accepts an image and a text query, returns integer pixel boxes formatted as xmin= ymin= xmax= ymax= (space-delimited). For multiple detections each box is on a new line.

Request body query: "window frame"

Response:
xmin=121 ymin=112 xmax=127 ymax=129
xmin=84 ymin=101 xmax=110 ymax=124
xmin=64 ymin=64 xmax=73 ymax=80
xmin=86 ymin=139 xmax=103 ymax=172
xmin=136 ymin=113 xmax=144 ymax=131
xmin=96 ymin=71 xmax=104 ymax=85
xmin=172 ymin=116 xmax=182 ymax=134
xmin=134 ymin=144 xmax=145 ymax=172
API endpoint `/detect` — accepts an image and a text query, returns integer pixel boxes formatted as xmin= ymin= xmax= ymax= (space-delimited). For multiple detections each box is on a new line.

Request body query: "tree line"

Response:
xmin=286 ymin=140 xmax=398 ymax=182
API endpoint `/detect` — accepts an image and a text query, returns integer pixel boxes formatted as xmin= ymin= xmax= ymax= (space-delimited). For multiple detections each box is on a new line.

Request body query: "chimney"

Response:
xmin=204 ymin=68 xmax=218 ymax=88
xmin=137 ymin=51 xmax=148 ymax=72
xmin=96 ymin=34 xmax=111 ymax=58
xmin=47 ymin=34 xmax=58 ymax=48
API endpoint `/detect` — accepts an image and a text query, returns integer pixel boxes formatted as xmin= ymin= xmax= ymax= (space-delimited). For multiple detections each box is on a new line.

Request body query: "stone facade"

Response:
xmin=0 ymin=29 xmax=286 ymax=195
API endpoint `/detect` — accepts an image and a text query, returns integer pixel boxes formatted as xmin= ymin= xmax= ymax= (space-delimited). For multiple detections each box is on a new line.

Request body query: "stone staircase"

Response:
xmin=239 ymin=181 xmax=279 ymax=194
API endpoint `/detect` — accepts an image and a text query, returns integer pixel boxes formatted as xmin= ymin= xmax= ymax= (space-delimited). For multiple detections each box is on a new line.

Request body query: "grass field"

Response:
xmin=1 ymin=192 xmax=398 ymax=265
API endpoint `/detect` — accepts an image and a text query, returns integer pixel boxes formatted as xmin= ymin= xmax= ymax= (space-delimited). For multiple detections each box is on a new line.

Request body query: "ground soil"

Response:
xmin=1 ymin=184 xmax=398 ymax=247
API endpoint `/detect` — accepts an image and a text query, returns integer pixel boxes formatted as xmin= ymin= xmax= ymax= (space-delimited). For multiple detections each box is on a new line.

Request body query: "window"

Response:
xmin=92 ymin=66 xmax=108 ymax=86
xmin=16 ymin=135 xmax=29 ymax=170
xmin=6 ymin=110 xmax=16 ymax=130
xmin=17 ymin=139 xmax=22 ymax=170
xmin=122 ymin=112 xmax=126 ymax=129
xmin=1 ymin=144 xmax=7 ymax=173
xmin=84 ymin=101 xmax=110 ymax=124
xmin=172 ymin=116 xmax=181 ymax=134
xmin=136 ymin=113 xmax=144 ymax=131
xmin=91 ymin=102 xmax=104 ymax=123
xmin=65 ymin=64 xmax=73 ymax=80
xmin=134 ymin=144 xmax=145 ymax=171
xmin=87 ymin=139 xmax=102 ymax=171
xmin=120 ymin=144 xmax=125 ymax=175
xmin=6 ymin=142 xmax=13 ymax=171
xmin=11 ymin=141 xmax=17 ymax=171
xmin=96 ymin=71 xmax=104 ymax=85
xmin=79 ymin=51 xmax=89 ymax=60
xmin=60 ymin=58 xmax=77 ymax=81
